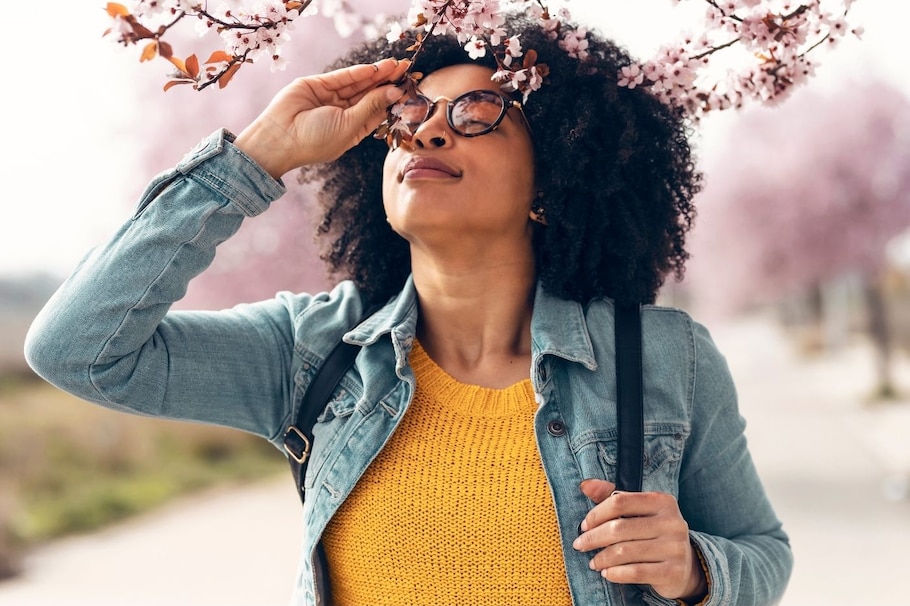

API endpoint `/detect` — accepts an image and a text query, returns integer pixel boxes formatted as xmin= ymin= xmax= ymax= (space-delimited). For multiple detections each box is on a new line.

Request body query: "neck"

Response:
xmin=410 ymin=245 xmax=537 ymax=388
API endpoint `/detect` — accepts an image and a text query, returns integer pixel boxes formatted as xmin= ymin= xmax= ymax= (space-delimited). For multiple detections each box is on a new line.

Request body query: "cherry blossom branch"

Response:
xmin=617 ymin=0 xmax=861 ymax=121
xmin=105 ymin=1 xmax=308 ymax=90
xmin=103 ymin=0 xmax=861 ymax=124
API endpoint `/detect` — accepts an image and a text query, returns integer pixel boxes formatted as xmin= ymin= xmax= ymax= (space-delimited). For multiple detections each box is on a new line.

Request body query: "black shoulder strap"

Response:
xmin=614 ymin=302 xmax=644 ymax=492
xmin=283 ymin=319 xmax=368 ymax=504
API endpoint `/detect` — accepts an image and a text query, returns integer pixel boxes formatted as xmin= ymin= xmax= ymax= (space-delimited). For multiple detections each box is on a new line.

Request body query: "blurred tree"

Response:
xmin=686 ymin=77 xmax=910 ymax=399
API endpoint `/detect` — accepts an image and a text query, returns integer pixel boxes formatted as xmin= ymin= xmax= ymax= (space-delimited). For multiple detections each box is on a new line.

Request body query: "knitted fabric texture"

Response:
xmin=321 ymin=340 xmax=572 ymax=606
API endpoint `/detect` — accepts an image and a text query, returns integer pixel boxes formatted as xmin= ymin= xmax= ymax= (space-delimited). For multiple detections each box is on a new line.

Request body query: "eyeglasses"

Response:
xmin=398 ymin=89 xmax=526 ymax=138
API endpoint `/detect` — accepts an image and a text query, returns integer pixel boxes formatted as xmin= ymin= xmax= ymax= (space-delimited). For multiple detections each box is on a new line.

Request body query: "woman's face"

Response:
xmin=382 ymin=63 xmax=536 ymax=250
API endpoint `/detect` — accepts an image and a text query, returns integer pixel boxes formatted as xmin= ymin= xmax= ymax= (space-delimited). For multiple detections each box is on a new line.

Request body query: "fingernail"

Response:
xmin=580 ymin=519 xmax=589 ymax=532
xmin=572 ymin=537 xmax=582 ymax=551
xmin=589 ymin=559 xmax=598 ymax=570
xmin=611 ymin=490 xmax=623 ymax=498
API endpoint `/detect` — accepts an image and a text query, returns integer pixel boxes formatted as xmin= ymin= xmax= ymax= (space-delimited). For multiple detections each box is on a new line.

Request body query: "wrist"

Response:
xmin=234 ymin=120 xmax=295 ymax=180
xmin=677 ymin=541 xmax=710 ymax=605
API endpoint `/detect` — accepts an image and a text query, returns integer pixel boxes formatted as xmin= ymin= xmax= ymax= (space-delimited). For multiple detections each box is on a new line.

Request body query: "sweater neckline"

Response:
xmin=409 ymin=340 xmax=536 ymax=418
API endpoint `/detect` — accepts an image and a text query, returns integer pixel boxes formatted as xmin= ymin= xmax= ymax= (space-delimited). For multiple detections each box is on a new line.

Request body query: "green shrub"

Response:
xmin=0 ymin=376 xmax=287 ymax=576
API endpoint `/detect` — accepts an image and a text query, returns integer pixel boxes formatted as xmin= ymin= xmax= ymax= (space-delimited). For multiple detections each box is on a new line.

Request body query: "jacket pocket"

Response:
xmin=574 ymin=425 xmax=688 ymax=496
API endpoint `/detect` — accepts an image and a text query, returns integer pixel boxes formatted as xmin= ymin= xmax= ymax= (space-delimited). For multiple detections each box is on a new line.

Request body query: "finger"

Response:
xmin=320 ymin=58 xmax=408 ymax=99
xmin=573 ymin=514 xmax=661 ymax=553
xmin=334 ymin=60 xmax=412 ymax=106
xmin=343 ymin=84 xmax=408 ymax=145
xmin=601 ymin=560 xmax=678 ymax=586
xmin=584 ymin=490 xmax=677 ymax=533
xmin=589 ymin=534 xmax=688 ymax=571
xmin=579 ymin=478 xmax=616 ymax=504
xmin=603 ymin=554 xmax=698 ymax=600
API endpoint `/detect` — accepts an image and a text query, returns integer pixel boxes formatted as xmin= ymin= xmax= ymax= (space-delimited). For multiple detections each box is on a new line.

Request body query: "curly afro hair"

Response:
xmin=301 ymin=15 xmax=701 ymax=306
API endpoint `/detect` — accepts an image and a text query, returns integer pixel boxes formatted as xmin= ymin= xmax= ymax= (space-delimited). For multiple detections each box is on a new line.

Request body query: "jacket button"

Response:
xmin=547 ymin=420 xmax=566 ymax=436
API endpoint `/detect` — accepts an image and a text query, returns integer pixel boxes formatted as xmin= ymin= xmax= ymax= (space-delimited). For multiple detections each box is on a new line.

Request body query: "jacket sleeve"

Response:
xmin=658 ymin=320 xmax=792 ymax=606
xmin=24 ymin=129 xmax=301 ymax=442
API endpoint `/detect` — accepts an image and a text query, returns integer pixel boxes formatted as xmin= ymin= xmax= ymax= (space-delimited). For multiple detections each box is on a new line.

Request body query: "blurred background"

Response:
xmin=1 ymin=1 xmax=908 ymax=604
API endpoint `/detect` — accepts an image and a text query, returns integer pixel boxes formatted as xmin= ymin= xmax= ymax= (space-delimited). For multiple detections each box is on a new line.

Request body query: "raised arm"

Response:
xmin=24 ymin=59 xmax=408 ymax=442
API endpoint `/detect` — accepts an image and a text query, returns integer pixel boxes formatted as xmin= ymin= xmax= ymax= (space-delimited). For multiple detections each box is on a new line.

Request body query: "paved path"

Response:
xmin=709 ymin=315 xmax=910 ymax=606
xmin=1 ymin=313 xmax=908 ymax=605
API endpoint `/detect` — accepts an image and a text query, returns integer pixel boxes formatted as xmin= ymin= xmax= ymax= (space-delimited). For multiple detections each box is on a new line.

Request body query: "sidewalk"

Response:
xmin=0 ymin=312 xmax=908 ymax=605
xmin=709 ymin=314 xmax=910 ymax=606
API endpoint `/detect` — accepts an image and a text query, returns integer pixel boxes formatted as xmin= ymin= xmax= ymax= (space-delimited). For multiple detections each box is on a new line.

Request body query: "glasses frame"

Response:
xmin=401 ymin=89 xmax=526 ymax=138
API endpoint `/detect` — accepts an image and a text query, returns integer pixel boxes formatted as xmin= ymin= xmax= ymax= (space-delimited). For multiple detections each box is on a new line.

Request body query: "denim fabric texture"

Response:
xmin=25 ymin=129 xmax=792 ymax=606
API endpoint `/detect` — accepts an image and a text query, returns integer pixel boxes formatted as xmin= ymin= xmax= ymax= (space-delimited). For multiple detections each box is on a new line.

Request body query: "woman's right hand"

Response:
xmin=234 ymin=58 xmax=410 ymax=180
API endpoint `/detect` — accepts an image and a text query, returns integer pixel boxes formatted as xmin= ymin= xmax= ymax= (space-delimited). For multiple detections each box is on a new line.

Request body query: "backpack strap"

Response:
xmin=614 ymin=302 xmax=644 ymax=492
xmin=283 ymin=314 xmax=372 ymax=504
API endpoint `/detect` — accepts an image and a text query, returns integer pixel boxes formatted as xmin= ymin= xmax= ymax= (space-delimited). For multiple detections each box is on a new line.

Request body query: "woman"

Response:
xmin=26 ymin=15 xmax=792 ymax=606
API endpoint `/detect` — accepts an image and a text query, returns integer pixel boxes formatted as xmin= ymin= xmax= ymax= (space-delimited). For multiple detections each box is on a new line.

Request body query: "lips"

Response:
xmin=401 ymin=156 xmax=462 ymax=180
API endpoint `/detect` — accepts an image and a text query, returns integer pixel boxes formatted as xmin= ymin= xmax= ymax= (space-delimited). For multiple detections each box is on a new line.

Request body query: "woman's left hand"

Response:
xmin=572 ymin=478 xmax=708 ymax=602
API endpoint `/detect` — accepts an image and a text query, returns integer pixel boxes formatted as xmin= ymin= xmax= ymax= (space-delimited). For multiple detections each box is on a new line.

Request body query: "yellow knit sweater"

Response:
xmin=321 ymin=341 xmax=572 ymax=606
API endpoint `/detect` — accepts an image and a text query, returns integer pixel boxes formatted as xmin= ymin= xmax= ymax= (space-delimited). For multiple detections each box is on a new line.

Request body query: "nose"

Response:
xmin=411 ymin=99 xmax=451 ymax=149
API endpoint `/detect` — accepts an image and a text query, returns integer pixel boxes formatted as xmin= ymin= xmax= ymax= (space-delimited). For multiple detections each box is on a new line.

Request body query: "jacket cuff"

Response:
xmin=682 ymin=531 xmax=729 ymax=606
xmin=175 ymin=128 xmax=287 ymax=217
xmin=640 ymin=532 xmax=722 ymax=606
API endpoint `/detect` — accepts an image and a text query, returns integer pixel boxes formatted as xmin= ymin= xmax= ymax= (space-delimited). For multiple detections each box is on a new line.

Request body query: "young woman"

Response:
xmin=26 ymin=15 xmax=792 ymax=606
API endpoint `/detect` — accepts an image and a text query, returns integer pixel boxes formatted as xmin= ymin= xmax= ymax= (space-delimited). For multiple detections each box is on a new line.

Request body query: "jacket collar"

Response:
xmin=345 ymin=275 xmax=597 ymax=371
xmin=344 ymin=276 xmax=418 ymax=347
xmin=530 ymin=281 xmax=598 ymax=371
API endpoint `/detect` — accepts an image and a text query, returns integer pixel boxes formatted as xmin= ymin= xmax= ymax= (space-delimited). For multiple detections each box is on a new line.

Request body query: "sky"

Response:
xmin=2 ymin=0 xmax=906 ymax=278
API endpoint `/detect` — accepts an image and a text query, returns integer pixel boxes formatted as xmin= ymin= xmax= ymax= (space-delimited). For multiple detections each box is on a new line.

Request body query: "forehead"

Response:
xmin=417 ymin=64 xmax=498 ymax=97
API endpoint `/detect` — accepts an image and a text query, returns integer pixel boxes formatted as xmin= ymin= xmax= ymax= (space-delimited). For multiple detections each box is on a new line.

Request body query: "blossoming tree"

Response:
xmin=104 ymin=0 xmax=865 ymax=310
xmin=686 ymin=78 xmax=910 ymax=398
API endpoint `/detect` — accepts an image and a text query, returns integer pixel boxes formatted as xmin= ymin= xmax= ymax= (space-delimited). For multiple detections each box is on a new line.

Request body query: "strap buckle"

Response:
xmin=283 ymin=426 xmax=312 ymax=464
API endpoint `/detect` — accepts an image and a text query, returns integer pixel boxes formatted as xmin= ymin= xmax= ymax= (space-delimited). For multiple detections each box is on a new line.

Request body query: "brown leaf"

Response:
xmin=106 ymin=2 xmax=130 ymax=17
xmin=205 ymin=50 xmax=233 ymax=64
xmin=130 ymin=20 xmax=155 ymax=39
xmin=186 ymin=54 xmax=200 ymax=78
xmin=163 ymin=79 xmax=193 ymax=92
xmin=286 ymin=1 xmax=304 ymax=10
xmin=140 ymin=41 xmax=158 ymax=62
xmin=168 ymin=56 xmax=187 ymax=75
xmin=158 ymin=40 xmax=173 ymax=59
xmin=218 ymin=63 xmax=242 ymax=89
xmin=523 ymin=49 xmax=538 ymax=69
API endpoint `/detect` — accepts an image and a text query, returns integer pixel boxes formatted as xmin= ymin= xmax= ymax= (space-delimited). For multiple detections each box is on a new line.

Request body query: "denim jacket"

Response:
xmin=25 ymin=129 xmax=791 ymax=606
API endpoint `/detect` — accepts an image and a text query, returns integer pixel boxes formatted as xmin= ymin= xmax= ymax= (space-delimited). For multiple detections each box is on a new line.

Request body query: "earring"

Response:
xmin=530 ymin=204 xmax=548 ymax=226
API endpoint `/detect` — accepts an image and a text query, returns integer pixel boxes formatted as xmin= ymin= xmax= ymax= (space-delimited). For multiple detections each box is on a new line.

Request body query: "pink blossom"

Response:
xmin=559 ymin=26 xmax=589 ymax=60
xmin=386 ymin=21 xmax=406 ymax=43
xmin=618 ymin=64 xmax=645 ymax=89
xmin=464 ymin=36 xmax=486 ymax=59
xmin=502 ymin=34 xmax=522 ymax=66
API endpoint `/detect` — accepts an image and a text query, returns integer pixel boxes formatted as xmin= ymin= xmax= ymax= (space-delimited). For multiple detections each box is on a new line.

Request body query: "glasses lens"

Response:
xmin=450 ymin=91 xmax=506 ymax=136
xmin=399 ymin=95 xmax=432 ymax=135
